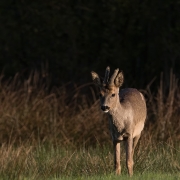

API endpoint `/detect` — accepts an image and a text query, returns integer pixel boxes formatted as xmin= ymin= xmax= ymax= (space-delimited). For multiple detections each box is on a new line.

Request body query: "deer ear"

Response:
xmin=91 ymin=71 xmax=101 ymax=86
xmin=114 ymin=71 xmax=124 ymax=87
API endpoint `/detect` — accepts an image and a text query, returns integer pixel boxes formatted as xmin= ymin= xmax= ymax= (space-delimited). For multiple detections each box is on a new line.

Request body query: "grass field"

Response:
xmin=0 ymin=71 xmax=179 ymax=179
xmin=0 ymin=142 xmax=179 ymax=180
xmin=60 ymin=173 xmax=180 ymax=180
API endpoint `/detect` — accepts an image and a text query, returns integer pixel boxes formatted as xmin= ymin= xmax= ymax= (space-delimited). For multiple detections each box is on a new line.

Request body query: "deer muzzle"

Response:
xmin=101 ymin=106 xmax=110 ymax=113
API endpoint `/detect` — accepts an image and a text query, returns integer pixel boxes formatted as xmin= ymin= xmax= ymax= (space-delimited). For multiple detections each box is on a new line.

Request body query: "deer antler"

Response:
xmin=103 ymin=66 xmax=110 ymax=85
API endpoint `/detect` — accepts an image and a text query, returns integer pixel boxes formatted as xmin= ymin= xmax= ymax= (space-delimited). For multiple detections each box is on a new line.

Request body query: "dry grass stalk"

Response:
xmin=146 ymin=69 xmax=180 ymax=141
xmin=0 ymin=69 xmax=179 ymax=146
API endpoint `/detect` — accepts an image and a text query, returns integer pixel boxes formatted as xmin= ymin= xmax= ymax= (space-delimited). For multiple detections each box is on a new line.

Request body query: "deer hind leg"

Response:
xmin=113 ymin=141 xmax=121 ymax=175
xmin=126 ymin=137 xmax=133 ymax=177
xmin=132 ymin=134 xmax=141 ymax=157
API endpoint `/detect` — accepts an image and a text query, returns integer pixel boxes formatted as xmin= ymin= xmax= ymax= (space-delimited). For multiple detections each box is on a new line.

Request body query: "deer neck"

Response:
xmin=108 ymin=97 xmax=127 ymax=132
xmin=109 ymin=95 xmax=122 ymax=115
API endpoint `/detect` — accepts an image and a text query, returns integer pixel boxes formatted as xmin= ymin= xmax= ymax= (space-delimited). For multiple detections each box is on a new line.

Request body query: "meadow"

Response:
xmin=0 ymin=142 xmax=179 ymax=179
xmin=0 ymin=70 xmax=179 ymax=179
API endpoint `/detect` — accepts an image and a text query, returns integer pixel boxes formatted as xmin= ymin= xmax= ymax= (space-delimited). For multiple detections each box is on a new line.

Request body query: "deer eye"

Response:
xmin=112 ymin=93 xmax=115 ymax=97
xmin=99 ymin=93 xmax=103 ymax=97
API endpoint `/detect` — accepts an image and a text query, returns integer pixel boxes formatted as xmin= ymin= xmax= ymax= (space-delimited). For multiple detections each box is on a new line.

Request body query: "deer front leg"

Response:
xmin=126 ymin=137 xmax=133 ymax=177
xmin=113 ymin=141 xmax=121 ymax=175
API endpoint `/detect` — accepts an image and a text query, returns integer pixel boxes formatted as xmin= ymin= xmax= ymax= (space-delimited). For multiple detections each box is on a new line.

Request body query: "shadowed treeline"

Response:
xmin=0 ymin=0 xmax=180 ymax=87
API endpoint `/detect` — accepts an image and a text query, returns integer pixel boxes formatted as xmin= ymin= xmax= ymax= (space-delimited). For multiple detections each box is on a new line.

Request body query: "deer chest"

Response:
xmin=108 ymin=116 xmax=128 ymax=142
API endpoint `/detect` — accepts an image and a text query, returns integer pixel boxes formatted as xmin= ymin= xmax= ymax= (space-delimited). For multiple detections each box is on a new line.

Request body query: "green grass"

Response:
xmin=59 ymin=173 xmax=180 ymax=180
xmin=0 ymin=142 xmax=179 ymax=180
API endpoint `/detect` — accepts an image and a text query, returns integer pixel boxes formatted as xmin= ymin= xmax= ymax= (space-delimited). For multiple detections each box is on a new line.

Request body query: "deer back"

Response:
xmin=120 ymin=88 xmax=146 ymax=123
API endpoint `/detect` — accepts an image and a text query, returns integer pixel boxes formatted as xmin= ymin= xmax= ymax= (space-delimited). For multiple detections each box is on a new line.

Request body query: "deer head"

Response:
xmin=91 ymin=66 xmax=124 ymax=113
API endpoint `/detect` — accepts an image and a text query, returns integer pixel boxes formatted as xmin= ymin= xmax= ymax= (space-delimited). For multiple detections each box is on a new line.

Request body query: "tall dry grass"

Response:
xmin=0 ymin=69 xmax=179 ymax=179
xmin=145 ymin=69 xmax=180 ymax=143
xmin=0 ymin=69 xmax=179 ymax=147
xmin=0 ymin=70 xmax=109 ymax=146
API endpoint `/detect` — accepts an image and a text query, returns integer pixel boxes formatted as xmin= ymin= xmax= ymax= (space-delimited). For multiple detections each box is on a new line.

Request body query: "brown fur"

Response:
xmin=91 ymin=67 xmax=147 ymax=176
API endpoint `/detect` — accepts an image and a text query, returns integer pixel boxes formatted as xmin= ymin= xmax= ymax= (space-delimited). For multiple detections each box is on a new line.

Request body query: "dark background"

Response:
xmin=0 ymin=0 xmax=180 ymax=88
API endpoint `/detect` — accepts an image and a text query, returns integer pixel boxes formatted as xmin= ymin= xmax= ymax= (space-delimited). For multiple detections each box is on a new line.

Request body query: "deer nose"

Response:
xmin=101 ymin=106 xmax=110 ymax=111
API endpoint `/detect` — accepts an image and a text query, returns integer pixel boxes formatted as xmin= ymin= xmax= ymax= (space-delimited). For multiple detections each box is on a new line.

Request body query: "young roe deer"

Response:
xmin=91 ymin=67 xmax=147 ymax=176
